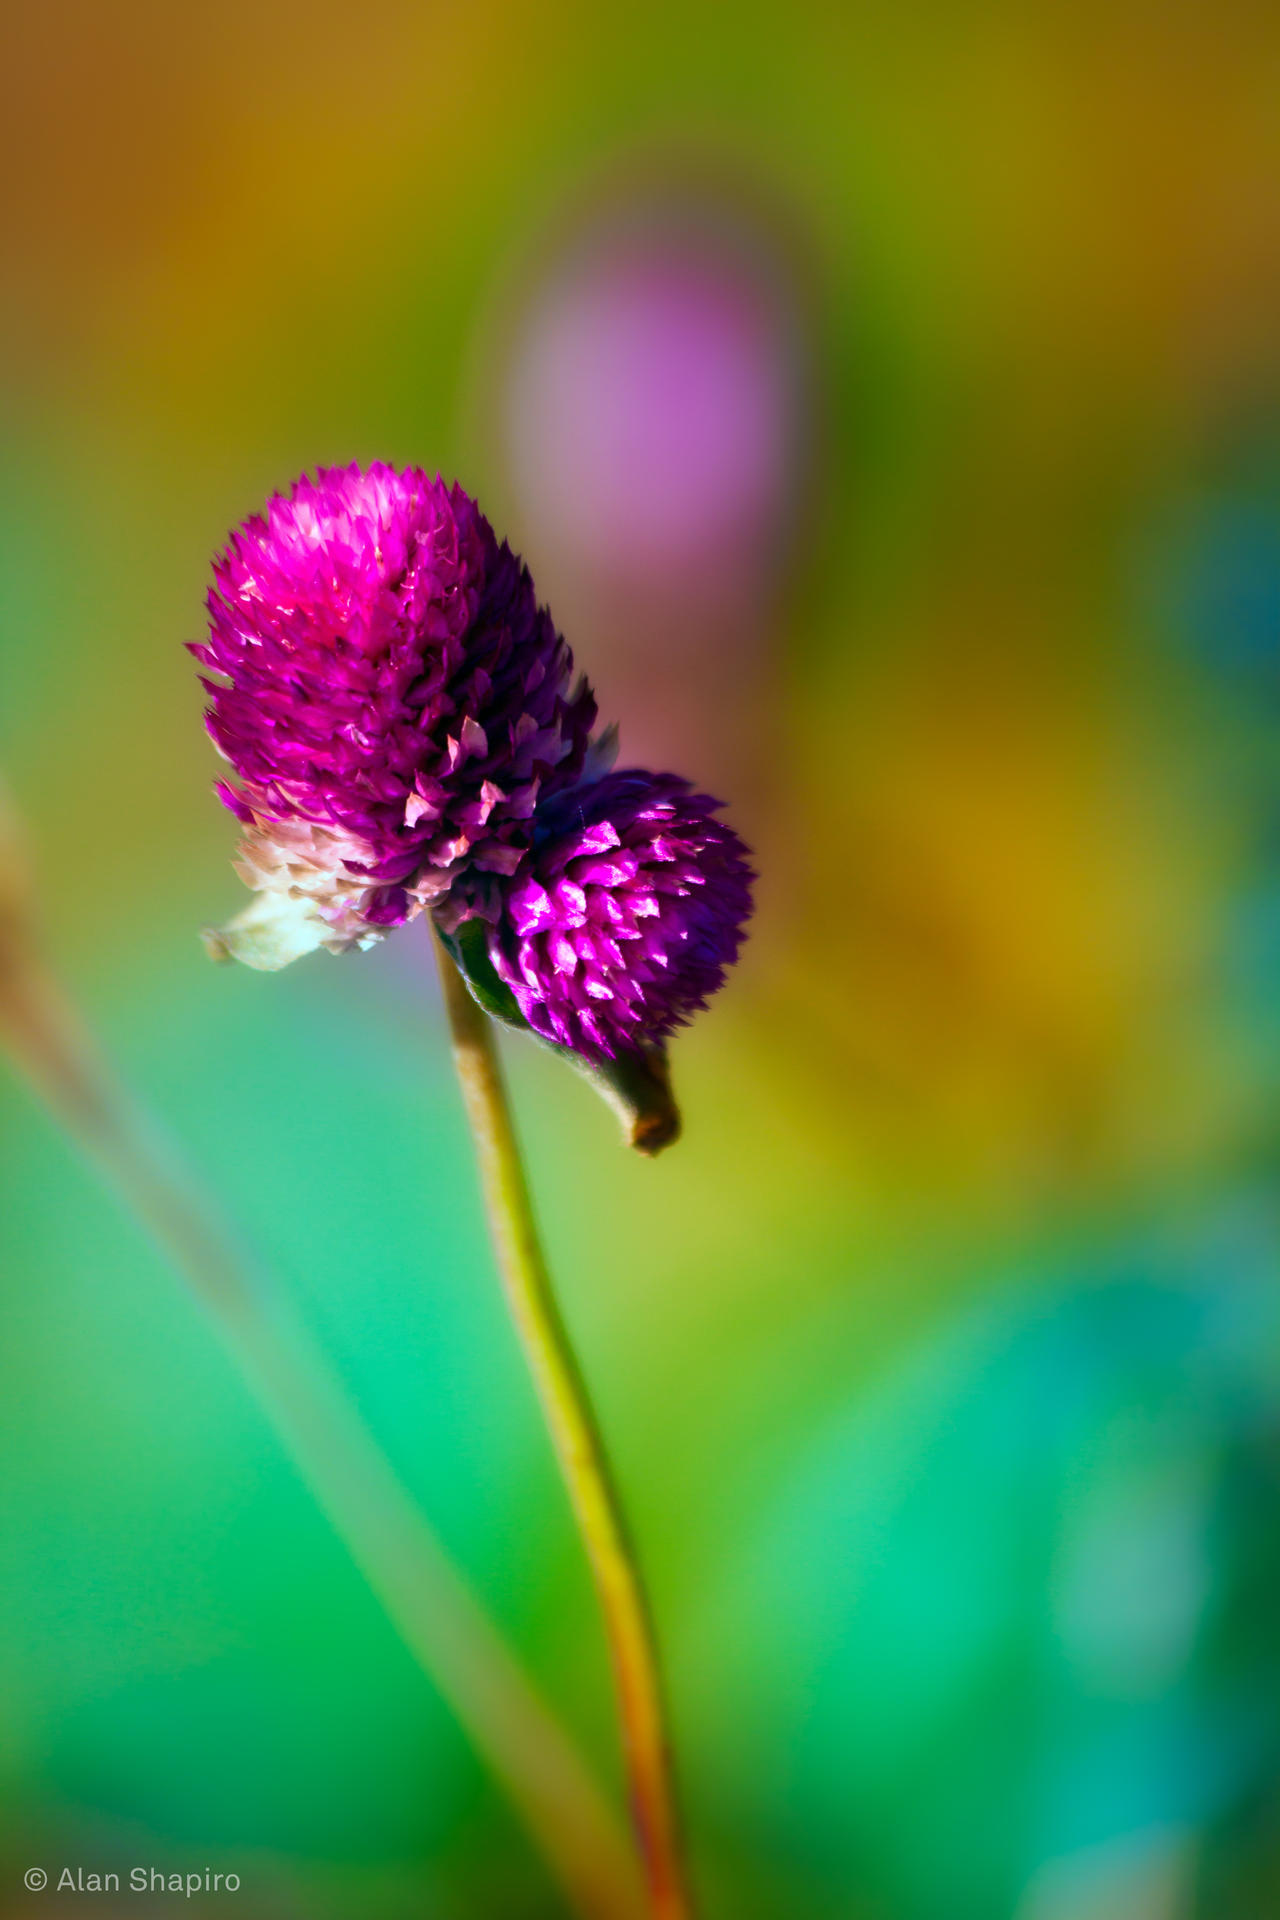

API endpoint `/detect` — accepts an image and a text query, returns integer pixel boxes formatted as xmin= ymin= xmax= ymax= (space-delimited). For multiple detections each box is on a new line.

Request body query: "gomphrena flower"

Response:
xmin=484 ymin=769 xmax=754 ymax=1062
xmin=193 ymin=464 xmax=595 ymax=968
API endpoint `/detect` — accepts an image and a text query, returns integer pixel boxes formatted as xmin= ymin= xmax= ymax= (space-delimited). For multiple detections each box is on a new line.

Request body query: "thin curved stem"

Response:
xmin=0 ymin=911 xmax=641 ymax=1920
xmin=434 ymin=930 xmax=692 ymax=1920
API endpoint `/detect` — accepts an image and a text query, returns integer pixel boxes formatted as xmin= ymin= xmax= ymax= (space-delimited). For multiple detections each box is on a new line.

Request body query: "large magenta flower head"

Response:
xmin=484 ymin=770 xmax=754 ymax=1063
xmin=194 ymin=464 xmax=594 ymax=967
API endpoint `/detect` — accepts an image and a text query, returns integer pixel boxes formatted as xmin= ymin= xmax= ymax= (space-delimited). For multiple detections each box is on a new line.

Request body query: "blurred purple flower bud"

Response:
xmin=505 ymin=233 xmax=802 ymax=580
xmin=495 ymin=189 xmax=810 ymax=796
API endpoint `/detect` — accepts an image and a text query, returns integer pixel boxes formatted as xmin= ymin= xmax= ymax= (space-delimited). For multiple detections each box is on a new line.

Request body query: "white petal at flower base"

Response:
xmin=201 ymin=887 xmax=380 ymax=971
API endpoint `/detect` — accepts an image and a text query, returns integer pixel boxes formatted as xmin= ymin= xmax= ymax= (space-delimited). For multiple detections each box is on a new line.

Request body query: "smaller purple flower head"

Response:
xmin=485 ymin=770 xmax=753 ymax=1063
xmin=194 ymin=464 xmax=594 ymax=968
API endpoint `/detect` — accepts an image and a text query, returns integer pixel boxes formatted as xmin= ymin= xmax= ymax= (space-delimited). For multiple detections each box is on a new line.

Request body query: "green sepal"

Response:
xmin=438 ymin=918 xmax=682 ymax=1156
xmin=567 ymin=1042 xmax=682 ymax=1157
xmin=437 ymin=917 xmax=528 ymax=1028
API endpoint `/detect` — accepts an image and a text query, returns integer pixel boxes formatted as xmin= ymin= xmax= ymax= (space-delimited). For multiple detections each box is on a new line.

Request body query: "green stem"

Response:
xmin=434 ymin=930 xmax=692 ymax=1920
xmin=0 ymin=925 xmax=641 ymax=1920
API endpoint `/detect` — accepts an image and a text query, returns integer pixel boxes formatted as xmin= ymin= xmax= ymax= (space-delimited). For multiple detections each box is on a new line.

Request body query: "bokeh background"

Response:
xmin=2 ymin=4 xmax=1280 ymax=1915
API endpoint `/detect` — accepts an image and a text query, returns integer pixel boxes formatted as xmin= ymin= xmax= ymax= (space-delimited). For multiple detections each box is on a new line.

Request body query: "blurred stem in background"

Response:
xmin=433 ymin=930 xmax=691 ymax=1920
xmin=0 ymin=786 xmax=642 ymax=1920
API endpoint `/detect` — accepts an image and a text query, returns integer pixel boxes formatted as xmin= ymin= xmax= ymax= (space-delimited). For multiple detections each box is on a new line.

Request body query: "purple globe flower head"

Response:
xmin=482 ymin=769 xmax=754 ymax=1064
xmin=194 ymin=464 xmax=595 ymax=968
